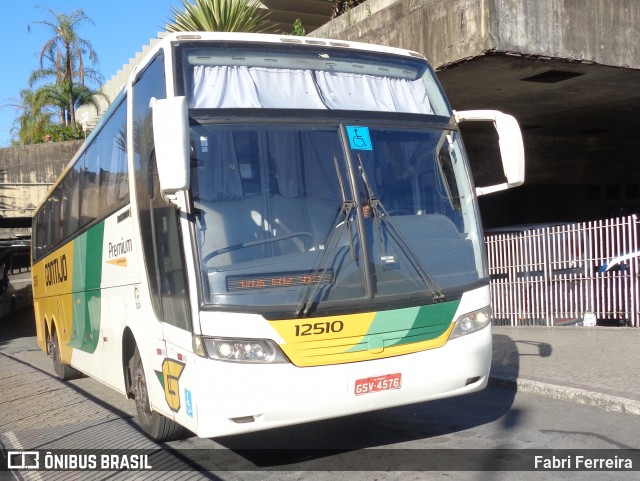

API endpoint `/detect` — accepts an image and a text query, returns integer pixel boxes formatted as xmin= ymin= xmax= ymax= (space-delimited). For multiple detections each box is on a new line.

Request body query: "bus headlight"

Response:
xmin=450 ymin=307 xmax=492 ymax=339
xmin=194 ymin=336 xmax=289 ymax=364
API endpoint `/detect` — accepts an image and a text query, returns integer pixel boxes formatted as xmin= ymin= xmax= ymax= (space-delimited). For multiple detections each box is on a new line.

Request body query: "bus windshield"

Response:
xmin=190 ymin=119 xmax=486 ymax=316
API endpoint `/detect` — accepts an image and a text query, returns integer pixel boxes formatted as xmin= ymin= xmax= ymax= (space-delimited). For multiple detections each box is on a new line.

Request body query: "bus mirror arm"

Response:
xmin=454 ymin=110 xmax=525 ymax=197
xmin=150 ymin=96 xmax=191 ymax=205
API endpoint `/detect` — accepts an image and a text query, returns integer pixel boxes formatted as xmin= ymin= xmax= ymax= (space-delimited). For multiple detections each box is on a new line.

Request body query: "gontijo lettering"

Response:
xmin=44 ymin=254 xmax=68 ymax=286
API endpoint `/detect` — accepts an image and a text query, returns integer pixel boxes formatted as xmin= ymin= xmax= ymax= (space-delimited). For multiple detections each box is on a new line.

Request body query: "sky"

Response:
xmin=0 ymin=0 xmax=178 ymax=147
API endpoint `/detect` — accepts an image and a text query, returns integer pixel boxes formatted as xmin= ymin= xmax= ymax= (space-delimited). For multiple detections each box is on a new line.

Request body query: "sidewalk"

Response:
xmin=490 ymin=325 xmax=640 ymax=415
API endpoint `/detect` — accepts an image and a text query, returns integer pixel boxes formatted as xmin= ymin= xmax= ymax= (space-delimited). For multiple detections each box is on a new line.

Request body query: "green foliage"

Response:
xmin=7 ymin=88 xmax=54 ymax=145
xmin=8 ymin=82 xmax=106 ymax=144
xmin=30 ymin=6 xmax=100 ymax=133
xmin=291 ymin=19 xmax=305 ymax=36
xmin=165 ymin=0 xmax=272 ymax=33
xmin=9 ymin=5 xmax=104 ymax=144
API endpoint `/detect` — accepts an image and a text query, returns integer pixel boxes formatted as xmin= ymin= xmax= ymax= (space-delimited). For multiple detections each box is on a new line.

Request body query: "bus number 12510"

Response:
xmin=295 ymin=320 xmax=344 ymax=337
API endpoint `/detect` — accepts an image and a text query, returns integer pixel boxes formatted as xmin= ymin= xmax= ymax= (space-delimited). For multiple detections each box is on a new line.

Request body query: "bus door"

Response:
xmin=153 ymin=195 xmax=195 ymax=430
xmin=133 ymin=53 xmax=197 ymax=430
xmin=138 ymin=152 xmax=196 ymax=431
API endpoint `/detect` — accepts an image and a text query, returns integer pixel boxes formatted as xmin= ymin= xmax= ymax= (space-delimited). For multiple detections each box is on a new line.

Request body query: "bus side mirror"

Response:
xmin=454 ymin=110 xmax=525 ymax=196
xmin=150 ymin=96 xmax=190 ymax=199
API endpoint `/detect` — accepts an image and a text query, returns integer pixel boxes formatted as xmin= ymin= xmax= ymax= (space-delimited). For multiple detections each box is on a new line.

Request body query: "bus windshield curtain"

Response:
xmin=189 ymin=65 xmax=433 ymax=114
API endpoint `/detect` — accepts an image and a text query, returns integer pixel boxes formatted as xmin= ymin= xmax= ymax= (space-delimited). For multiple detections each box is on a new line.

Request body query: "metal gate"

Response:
xmin=485 ymin=215 xmax=639 ymax=327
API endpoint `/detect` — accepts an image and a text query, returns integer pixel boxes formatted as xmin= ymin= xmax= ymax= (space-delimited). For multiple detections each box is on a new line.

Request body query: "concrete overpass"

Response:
xmin=2 ymin=0 xmax=638 ymax=236
xmin=312 ymin=0 xmax=640 ymax=227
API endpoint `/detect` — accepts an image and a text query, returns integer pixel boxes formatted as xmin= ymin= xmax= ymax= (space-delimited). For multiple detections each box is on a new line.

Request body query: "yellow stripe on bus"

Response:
xmin=32 ymin=241 xmax=75 ymax=363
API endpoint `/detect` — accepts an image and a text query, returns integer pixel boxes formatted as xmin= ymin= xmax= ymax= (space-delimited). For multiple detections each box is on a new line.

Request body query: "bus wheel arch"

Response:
xmin=49 ymin=320 xmax=82 ymax=381
xmin=130 ymin=346 xmax=186 ymax=441
xmin=122 ymin=328 xmax=137 ymax=400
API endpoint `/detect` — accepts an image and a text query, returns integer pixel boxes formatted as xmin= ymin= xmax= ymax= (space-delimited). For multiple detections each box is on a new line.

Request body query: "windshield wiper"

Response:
xmin=356 ymin=154 xmax=446 ymax=303
xmin=295 ymin=156 xmax=355 ymax=316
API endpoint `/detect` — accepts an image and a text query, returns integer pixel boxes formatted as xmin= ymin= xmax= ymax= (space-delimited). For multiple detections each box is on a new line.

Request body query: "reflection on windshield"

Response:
xmin=191 ymin=122 xmax=484 ymax=316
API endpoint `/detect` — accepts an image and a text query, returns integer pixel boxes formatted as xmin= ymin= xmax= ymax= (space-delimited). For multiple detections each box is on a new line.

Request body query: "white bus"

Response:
xmin=31 ymin=32 xmax=524 ymax=441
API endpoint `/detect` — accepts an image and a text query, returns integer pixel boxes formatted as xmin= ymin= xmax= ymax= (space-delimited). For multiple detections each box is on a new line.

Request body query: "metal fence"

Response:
xmin=485 ymin=215 xmax=639 ymax=327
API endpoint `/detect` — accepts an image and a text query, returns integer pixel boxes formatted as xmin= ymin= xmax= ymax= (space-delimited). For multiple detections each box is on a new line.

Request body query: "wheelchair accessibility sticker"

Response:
xmin=346 ymin=126 xmax=373 ymax=151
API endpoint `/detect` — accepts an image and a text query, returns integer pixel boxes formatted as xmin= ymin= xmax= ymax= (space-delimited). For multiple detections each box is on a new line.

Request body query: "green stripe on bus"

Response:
xmin=346 ymin=300 xmax=459 ymax=353
xmin=68 ymin=222 xmax=105 ymax=353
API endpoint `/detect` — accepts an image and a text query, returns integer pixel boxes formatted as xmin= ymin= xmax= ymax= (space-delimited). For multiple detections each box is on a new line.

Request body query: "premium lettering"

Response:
xmin=108 ymin=238 xmax=133 ymax=258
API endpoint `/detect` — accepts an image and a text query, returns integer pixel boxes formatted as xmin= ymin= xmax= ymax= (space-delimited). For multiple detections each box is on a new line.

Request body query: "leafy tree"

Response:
xmin=33 ymin=82 xmax=107 ymax=129
xmin=30 ymin=6 xmax=100 ymax=132
xmin=5 ymin=82 xmax=105 ymax=144
xmin=291 ymin=19 xmax=306 ymax=36
xmin=165 ymin=0 xmax=272 ymax=33
xmin=5 ymin=88 xmax=54 ymax=145
xmin=29 ymin=57 xmax=103 ymax=128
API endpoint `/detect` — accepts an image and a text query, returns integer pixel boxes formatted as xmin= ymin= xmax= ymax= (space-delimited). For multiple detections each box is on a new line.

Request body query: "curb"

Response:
xmin=489 ymin=376 xmax=640 ymax=416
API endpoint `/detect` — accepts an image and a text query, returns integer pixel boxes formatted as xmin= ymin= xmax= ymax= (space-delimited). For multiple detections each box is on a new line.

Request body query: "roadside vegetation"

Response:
xmin=7 ymin=6 xmax=105 ymax=145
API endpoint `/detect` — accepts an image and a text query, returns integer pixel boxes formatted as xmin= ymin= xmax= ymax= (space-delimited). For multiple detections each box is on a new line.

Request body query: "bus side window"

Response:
xmin=80 ymin=152 xmax=101 ymax=228
xmin=50 ymin=184 xmax=63 ymax=248
xmin=33 ymin=211 xmax=43 ymax=260
xmin=102 ymin=101 xmax=129 ymax=212
xmin=63 ymin=164 xmax=81 ymax=238
xmin=36 ymin=201 xmax=51 ymax=259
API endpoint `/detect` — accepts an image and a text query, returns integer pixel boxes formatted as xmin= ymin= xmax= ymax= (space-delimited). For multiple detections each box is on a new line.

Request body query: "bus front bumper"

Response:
xmin=190 ymin=325 xmax=491 ymax=438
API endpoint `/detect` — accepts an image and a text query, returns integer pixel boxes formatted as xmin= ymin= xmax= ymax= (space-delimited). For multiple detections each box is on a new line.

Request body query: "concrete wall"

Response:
xmin=0 ymin=140 xmax=83 ymax=219
xmin=313 ymin=0 xmax=494 ymax=68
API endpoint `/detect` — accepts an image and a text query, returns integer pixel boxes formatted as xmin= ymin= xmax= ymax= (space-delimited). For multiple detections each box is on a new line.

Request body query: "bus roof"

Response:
xmin=156 ymin=31 xmax=426 ymax=62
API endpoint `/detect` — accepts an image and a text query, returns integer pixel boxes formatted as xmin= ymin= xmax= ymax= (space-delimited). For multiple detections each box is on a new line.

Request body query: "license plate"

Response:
xmin=354 ymin=373 xmax=402 ymax=396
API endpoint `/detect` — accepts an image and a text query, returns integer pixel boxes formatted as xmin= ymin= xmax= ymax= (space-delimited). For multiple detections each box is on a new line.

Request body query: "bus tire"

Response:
xmin=51 ymin=329 xmax=82 ymax=381
xmin=132 ymin=348 xmax=185 ymax=441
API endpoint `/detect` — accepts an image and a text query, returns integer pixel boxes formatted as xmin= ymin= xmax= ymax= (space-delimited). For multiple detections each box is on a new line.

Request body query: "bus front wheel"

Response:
xmin=132 ymin=348 xmax=185 ymax=441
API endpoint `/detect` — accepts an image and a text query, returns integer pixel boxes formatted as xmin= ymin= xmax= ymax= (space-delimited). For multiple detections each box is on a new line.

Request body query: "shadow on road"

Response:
xmin=0 ymin=305 xmax=36 ymax=342
xmin=210 ymin=333 xmax=532 ymax=469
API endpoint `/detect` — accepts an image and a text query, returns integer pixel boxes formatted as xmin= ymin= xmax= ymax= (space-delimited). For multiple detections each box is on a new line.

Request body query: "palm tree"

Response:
xmin=30 ymin=6 xmax=99 ymax=132
xmin=33 ymin=82 xmax=108 ymax=128
xmin=165 ymin=0 xmax=272 ymax=33
xmin=29 ymin=53 xmax=103 ymax=128
xmin=32 ymin=83 xmax=69 ymax=126
xmin=71 ymin=84 xmax=109 ymax=115
xmin=6 ymin=88 xmax=55 ymax=145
